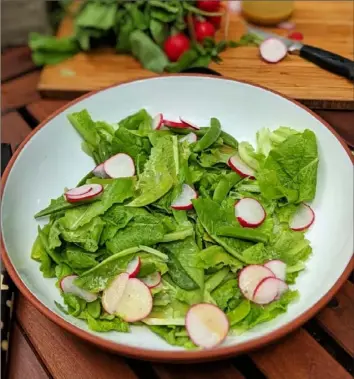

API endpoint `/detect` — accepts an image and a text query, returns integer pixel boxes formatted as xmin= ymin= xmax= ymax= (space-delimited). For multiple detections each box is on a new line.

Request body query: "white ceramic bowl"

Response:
xmin=1 ymin=76 xmax=353 ymax=362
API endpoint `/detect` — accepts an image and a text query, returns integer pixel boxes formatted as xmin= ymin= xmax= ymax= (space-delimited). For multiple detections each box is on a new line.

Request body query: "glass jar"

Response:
xmin=242 ymin=0 xmax=294 ymax=26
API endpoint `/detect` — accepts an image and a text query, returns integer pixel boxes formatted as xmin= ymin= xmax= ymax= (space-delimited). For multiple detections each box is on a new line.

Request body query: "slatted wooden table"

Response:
xmin=2 ymin=46 xmax=354 ymax=379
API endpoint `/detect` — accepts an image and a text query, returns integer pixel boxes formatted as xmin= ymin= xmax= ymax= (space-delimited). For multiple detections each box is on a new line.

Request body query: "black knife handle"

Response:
xmin=300 ymin=45 xmax=354 ymax=81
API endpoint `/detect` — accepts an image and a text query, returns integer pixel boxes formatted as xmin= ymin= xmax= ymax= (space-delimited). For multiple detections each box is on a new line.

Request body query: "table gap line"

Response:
xmin=233 ymin=354 xmax=267 ymax=379
xmin=304 ymin=319 xmax=354 ymax=374
xmin=14 ymin=319 xmax=54 ymax=379
xmin=125 ymin=358 xmax=160 ymax=379
xmin=17 ymin=106 xmax=40 ymax=129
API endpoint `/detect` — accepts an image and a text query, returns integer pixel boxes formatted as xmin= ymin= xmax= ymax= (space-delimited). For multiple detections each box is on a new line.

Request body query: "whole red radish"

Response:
xmin=195 ymin=20 xmax=216 ymax=43
xmin=164 ymin=34 xmax=190 ymax=62
xmin=197 ymin=0 xmax=220 ymax=12
xmin=208 ymin=15 xmax=222 ymax=29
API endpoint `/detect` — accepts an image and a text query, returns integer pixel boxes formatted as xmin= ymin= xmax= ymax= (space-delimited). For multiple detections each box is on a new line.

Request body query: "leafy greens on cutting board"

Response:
xmin=32 ymin=109 xmax=318 ymax=349
xmin=29 ymin=0 xmax=260 ymax=73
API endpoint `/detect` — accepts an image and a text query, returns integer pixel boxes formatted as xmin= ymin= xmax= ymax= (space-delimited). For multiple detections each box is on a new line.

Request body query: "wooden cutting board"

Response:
xmin=38 ymin=1 xmax=354 ymax=109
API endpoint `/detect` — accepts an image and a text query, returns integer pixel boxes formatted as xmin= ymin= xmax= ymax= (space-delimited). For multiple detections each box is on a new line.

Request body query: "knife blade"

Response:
xmin=246 ymin=24 xmax=354 ymax=81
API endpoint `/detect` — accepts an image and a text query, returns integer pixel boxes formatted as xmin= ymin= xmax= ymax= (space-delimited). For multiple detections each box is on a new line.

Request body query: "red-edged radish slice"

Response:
xmin=185 ymin=303 xmax=229 ymax=348
xmin=152 ymin=113 xmax=163 ymax=130
xmin=65 ymin=184 xmax=103 ymax=203
xmin=275 ymin=279 xmax=289 ymax=300
xmin=277 ymin=21 xmax=295 ymax=30
xmin=171 ymin=184 xmax=198 ymax=210
xmin=253 ymin=277 xmax=279 ymax=305
xmin=126 ymin=257 xmax=141 ymax=278
xmin=163 ymin=120 xmax=187 ymax=128
xmin=104 ymin=153 xmax=135 ymax=178
xmin=92 ymin=163 xmax=108 ymax=178
xmin=238 ymin=265 xmax=275 ymax=300
xmin=264 ymin=260 xmax=286 ymax=281
xmin=288 ymin=31 xmax=304 ymax=41
xmin=260 ymin=38 xmax=287 ymax=63
xmin=60 ymin=275 xmax=98 ymax=303
xmin=141 ymin=272 xmax=161 ymax=288
xmin=179 ymin=117 xmax=200 ymax=130
xmin=65 ymin=184 xmax=92 ymax=197
xmin=228 ymin=154 xmax=255 ymax=179
xmin=235 ymin=198 xmax=266 ymax=228
xmin=115 ymin=278 xmax=153 ymax=322
xmin=290 ymin=203 xmax=315 ymax=231
xmin=180 ymin=132 xmax=197 ymax=144
xmin=102 ymin=273 xmax=129 ymax=314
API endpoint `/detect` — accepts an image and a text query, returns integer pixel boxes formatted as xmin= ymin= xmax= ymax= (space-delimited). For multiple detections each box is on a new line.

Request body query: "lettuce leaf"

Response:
xmin=231 ymin=290 xmax=299 ymax=332
xmin=87 ymin=315 xmax=129 ymax=333
xmin=148 ymin=325 xmax=195 ymax=349
xmin=60 ymin=178 xmax=135 ymax=230
xmin=258 ymin=129 xmax=318 ymax=203
xmin=211 ymin=278 xmax=241 ymax=311
xmin=197 ymin=245 xmax=243 ymax=272
xmin=128 ymin=135 xmax=175 ymax=206
xmin=60 ymin=217 xmax=105 ymax=252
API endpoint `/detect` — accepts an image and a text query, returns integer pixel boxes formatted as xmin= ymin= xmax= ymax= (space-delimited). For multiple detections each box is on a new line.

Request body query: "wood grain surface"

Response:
xmin=7 ymin=323 xmax=49 ymax=379
xmin=1 ymin=46 xmax=36 ymax=82
xmin=250 ymin=329 xmax=352 ymax=379
xmin=1 ymin=112 xmax=32 ymax=151
xmin=317 ymin=281 xmax=354 ymax=356
xmin=38 ymin=1 xmax=354 ymax=108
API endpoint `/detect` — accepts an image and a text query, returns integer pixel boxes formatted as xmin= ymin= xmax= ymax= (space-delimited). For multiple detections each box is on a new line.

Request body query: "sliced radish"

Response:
xmin=277 ymin=21 xmax=295 ymax=30
xmin=185 ymin=303 xmax=229 ymax=348
xmin=235 ymin=198 xmax=266 ymax=228
xmin=171 ymin=184 xmax=198 ymax=210
xmin=290 ymin=203 xmax=315 ymax=231
xmin=260 ymin=38 xmax=287 ymax=63
xmin=238 ymin=265 xmax=275 ymax=300
xmin=275 ymin=278 xmax=289 ymax=300
xmin=141 ymin=272 xmax=161 ymax=288
xmin=102 ymin=273 xmax=129 ymax=314
xmin=179 ymin=117 xmax=200 ymax=130
xmin=103 ymin=153 xmax=135 ymax=178
xmin=253 ymin=277 xmax=279 ymax=305
xmin=65 ymin=184 xmax=92 ymax=197
xmin=152 ymin=113 xmax=163 ymax=130
xmin=65 ymin=184 xmax=103 ymax=203
xmin=288 ymin=31 xmax=304 ymax=41
xmin=264 ymin=260 xmax=286 ymax=281
xmin=115 ymin=278 xmax=153 ymax=322
xmin=60 ymin=275 xmax=98 ymax=303
xmin=92 ymin=163 xmax=108 ymax=178
xmin=163 ymin=120 xmax=187 ymax=128
xmin=228 ymin=154 xmax=255 ymax=179
xmin=126 ymin=257 xmax=141 ymax=278
xmin=180 ymin=132 xmax=197 ymax=144
xmin=102 ymin=272 xmax=129 ymax=314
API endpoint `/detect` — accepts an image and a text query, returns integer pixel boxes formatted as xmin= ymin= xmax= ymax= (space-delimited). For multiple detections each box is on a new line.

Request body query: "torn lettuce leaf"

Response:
xmin=257 ymin=129 xmax=318 ymax=203
xmin=128 ymin=135 xmax=175 ymax=206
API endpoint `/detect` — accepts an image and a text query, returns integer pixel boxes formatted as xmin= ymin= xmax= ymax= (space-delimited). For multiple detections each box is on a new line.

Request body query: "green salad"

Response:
xmin=32 ymin=109 xmax=318 ymax=349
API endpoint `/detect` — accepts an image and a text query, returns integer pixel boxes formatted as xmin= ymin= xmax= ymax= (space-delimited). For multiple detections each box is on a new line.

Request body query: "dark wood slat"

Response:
xmin=1 ymin=111 xmax=32 ymax=150
xmin=317 ymin=281 xmax=354 ymax=356
xmin=27 ymin=99 xmax=70 ymax=123
xmin=316 ymin=110 xmax=354 ymax=148
xmin=7 ymin=323 xmax=49 ymax=379
xmin=251 ymin=328 xmax=352 ymax=379
xmin=1 ymin=47 xmax=37 ymax=82
xmin=16 ymin=295 xmax=138 ymax=379
xmin=153 ymin=362 xmax=244 ymax=379
xmin=1 ymin=71 xmax=41 ymax=112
